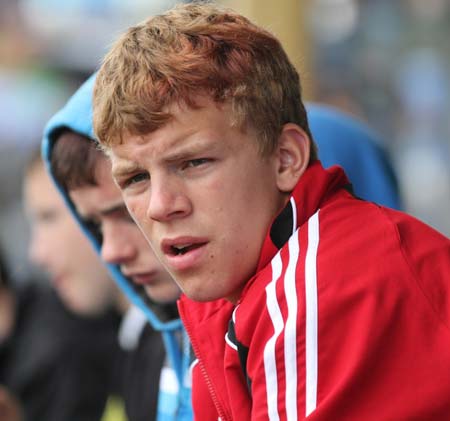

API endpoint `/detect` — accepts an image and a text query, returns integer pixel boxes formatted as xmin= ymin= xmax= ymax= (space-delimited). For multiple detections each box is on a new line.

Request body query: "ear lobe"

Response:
xmin=275 ymin=123 xmax=310 ymax=193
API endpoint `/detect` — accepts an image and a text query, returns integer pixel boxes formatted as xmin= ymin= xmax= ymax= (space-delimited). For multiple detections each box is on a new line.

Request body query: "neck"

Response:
xmin=115 ymin=290 xmax=131 ymax=314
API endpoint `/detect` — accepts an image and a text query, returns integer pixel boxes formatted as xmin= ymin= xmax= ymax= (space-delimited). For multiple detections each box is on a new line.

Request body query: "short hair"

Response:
xmin=51 ymin=130 xmax=106 ymax=191
xmin=93 ymin=2 xmax=317 ymax=160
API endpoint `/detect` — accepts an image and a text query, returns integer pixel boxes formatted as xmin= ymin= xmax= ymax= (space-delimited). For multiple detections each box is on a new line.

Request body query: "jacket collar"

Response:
xmin=256 ymin=160 xmax=350 ymax=272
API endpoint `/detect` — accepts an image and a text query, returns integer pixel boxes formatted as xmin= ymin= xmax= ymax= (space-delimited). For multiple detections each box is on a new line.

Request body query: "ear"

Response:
xmin=275 ymin=123 xmax=310 ymax=193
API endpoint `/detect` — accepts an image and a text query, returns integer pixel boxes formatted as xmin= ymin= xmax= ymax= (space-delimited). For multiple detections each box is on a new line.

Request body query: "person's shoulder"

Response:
xmin=350 ymin=203 xmax=450 ymax=263
xmin=380 ymin=206 xmax=449 ymax=246
xmin=382 ymin=208 xmax=450 ymax=324
xmin=317 ymin=195 xmax=401 ymax=251
xmin=14 ymin=282 xmax=67 ymax=330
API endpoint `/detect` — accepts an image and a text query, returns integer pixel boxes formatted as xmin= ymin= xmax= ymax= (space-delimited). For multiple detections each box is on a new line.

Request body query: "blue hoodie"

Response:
xmin=42 ymin=74 xmax=401 ymax=420
xmin=42 ymin=73 xmax=192 ymax=421
xmin=307 ymin=103 xmax=401 ymax=210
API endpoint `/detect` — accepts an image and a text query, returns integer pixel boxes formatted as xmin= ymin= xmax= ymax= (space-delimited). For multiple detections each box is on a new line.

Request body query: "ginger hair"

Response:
xmin=93 ymin=1 xmax=317 ymax=159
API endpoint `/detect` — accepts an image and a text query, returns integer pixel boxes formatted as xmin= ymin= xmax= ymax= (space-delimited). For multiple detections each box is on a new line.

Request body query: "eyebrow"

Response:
xmin=100 ymin=203 xmax=128 ymax=217
xmin=112 ymin=161 xmax=144 ymax=179
xmin=78 ymin=202 xmax=127 ymax=220
xmin=163 ymin=137 xmax=218 ymax=163
xmin=111 ymin=133 xmax=218 ymax=177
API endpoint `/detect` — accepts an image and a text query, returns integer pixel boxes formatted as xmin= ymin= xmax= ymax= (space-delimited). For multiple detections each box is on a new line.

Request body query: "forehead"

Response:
xmin=25 ymin=165 xmax=63 ymax=206
xmin=109 ymin=99 xmax=237 ymax=171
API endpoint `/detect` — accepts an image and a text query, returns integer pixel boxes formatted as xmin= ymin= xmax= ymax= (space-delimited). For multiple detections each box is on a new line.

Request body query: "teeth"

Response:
xmin=174 ymin=244 xmax=190 ymax=250
xmin=172 ymin=244 xmax=190 ymax=255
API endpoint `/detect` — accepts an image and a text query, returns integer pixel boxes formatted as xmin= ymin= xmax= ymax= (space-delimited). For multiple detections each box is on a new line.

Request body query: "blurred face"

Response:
xmin=24 ymin=162 xmax=118 ymax=316
xmin=70 ymin=157 xmax=180 ymax=304
xmin=109 ymin=98 xmax=288 ymax=302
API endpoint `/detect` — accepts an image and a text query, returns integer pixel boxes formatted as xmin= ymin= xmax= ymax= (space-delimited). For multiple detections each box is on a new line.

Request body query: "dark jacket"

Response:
xmin=0 ymin=283 xmax=120 ymax=421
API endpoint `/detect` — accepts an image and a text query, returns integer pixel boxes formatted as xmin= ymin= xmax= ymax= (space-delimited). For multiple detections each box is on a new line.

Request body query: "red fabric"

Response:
xmin=179 ymin=162 xmax=450 ymax=420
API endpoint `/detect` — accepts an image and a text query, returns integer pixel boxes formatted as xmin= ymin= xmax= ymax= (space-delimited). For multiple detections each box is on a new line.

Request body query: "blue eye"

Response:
xmin=186 ymin=158 xmax=209 ymax=168
xmin=123 ymin=172 xmax=149 ymax=188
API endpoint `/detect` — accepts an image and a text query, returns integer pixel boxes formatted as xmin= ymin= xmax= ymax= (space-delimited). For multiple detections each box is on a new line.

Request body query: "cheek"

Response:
xmin=75 ymin=247 xmax=98 ymax=271
xmin=126 ymin=197 xmax=146 ymax=221
xmin=88 ymin=271 xmax=110 ymax=292
xmin=68 ymin=227 xmax=90 ymax=250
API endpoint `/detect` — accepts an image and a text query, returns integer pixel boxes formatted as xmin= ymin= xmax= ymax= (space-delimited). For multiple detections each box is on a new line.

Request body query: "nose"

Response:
xmin=100 ymin=222 xmax=136 ymax=265
xmin=146 ymin=176 xmax=191 ymax=222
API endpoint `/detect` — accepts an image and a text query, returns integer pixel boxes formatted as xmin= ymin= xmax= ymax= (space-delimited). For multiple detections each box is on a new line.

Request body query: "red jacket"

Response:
xmin=179 ymin=161 xmax=450 ymax=420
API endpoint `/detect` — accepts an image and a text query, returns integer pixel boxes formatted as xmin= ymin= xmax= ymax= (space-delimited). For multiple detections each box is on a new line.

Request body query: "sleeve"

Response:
xmin=392 ymin=211 xmax=450 ymax=327
xmin=238 ymin=209 xmax=450 ymax=420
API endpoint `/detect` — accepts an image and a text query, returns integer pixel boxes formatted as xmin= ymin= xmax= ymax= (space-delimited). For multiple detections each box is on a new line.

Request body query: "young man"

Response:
xmin=42 ymin=74 xmax=193 ymax=420
xmin=44 ymin=71 xmax=401 ymax=420
xmin=25 ymin=152 xmax=124 ymax=318
xmin=92 ymin=3 xmax=450 ymax=420
xmin=13 ymin=152 xmax=122 ymax=421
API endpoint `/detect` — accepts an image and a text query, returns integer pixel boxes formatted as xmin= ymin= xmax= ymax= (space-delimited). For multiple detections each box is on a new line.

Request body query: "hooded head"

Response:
xmin=42 ymin=74 xmax=181 ymax=331
xmin=306 ymin=104 xmax=401 ymax=210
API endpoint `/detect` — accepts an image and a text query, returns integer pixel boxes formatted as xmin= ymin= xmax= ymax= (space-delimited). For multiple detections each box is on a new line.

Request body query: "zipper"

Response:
xmin=180 ymin=306 xmax=231 ymax=421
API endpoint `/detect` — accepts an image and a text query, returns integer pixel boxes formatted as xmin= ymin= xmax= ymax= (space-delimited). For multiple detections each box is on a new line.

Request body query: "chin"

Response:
xmin=191 ymin=289 xmax=241 ymax=304
xmin=182 ymin=287 xmax=224 ymax=303
xmin=66 ymin=302 xmax=88 ymax=316
xmin=81 ymin=307 xmax=108 ymax=318
xmin=65 ymin=299 xmax=104 ymax=317
xmin=144 ymin=287 xmax=180 ymax=304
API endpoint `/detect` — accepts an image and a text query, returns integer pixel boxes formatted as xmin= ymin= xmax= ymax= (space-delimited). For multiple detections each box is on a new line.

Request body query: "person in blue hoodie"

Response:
xmin=306 ymin=103 xmax=401 ymax=210
xmin=42 ymin=74 xmax=193 ymax=421
xmin=42 ymin=74 xmax=401 ymax=420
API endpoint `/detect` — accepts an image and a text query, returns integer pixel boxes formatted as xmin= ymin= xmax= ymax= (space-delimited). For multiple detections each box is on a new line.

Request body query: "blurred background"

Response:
xmin=1 ymin=0 xmax=449 ymax=284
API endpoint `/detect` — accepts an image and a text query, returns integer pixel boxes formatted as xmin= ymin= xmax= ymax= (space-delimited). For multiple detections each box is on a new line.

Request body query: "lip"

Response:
xmin=160 ymin=236 xmax=208 ymax=272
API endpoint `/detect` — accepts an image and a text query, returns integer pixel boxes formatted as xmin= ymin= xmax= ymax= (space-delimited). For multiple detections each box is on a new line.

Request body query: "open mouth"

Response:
xmin=170 ymin=243 xmax=204 ymax=256
xmin=161 ymin=238 xmax=208 ymax=271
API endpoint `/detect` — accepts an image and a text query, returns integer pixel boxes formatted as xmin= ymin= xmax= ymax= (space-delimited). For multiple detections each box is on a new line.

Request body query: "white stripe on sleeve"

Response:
xmin=264 ymin=251 xmax=283 ymax=421
xmin=290 ymin=197 xmax=297 ymax=236
xmin=284 ymin=230 xmax=301 ymax=420
xmin=305 ymin=211 xmax=320 ymax=416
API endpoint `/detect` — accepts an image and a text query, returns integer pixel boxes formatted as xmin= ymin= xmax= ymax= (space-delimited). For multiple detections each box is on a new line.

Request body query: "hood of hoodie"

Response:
xmin=41 ymin=73 xmax=182 ymax=332
xmin=306 ymin=103 xmax=401 ymax=210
